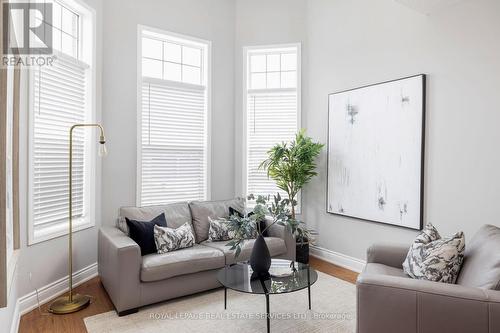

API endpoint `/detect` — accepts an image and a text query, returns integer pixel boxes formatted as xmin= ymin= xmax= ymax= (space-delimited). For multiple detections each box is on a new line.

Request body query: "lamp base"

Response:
xmin=49 ymin=294 xmax=91 ymax=314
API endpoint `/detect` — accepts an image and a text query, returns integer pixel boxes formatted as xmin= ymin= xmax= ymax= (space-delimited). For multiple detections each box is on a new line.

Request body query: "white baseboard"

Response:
xmin=310 ymin=245 xmax=366 ymax=273
xmin=10 ymin=262 xmax=98 ymax=333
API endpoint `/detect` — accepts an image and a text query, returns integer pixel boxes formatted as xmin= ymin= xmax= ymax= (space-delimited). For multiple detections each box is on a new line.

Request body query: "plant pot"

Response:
xmin=250 ymin=235 xmax=271 ymax=276
xmin=296 ymin=238 xmax=309 ymax=264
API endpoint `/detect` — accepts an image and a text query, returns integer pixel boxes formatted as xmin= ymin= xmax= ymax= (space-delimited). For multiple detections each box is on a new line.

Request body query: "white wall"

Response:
xmin=233 ymin=0 xmax=307 ymax=196
xmin=0 ymin=0 xmax=103 ymax=330
xmin=303 ymin=0 xmax=500 ymax=260
xmin=101 ymin=0 xmax=236 ymax=225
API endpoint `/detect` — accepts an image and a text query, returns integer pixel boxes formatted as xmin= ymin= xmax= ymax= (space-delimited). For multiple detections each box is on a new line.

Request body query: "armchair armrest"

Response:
xmin=98 ymin=226 xmax=141 ymax=314
xmin=357 ymin=272 xmax=500 ymax=333
xmin=265 ymin=216 xmax=296 ymax=261
xmin=366 ymin=243 xmax=409 ymax=268
xmin=358 ymin=273 xmax=488 ymax=301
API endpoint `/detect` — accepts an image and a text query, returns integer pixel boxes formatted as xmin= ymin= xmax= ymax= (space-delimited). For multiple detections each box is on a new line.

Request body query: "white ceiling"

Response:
xmin=394 ymin=0 xmax=466 ymax=15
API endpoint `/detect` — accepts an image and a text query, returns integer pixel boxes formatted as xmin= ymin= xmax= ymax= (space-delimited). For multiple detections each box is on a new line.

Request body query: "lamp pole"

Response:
xmin=49 ymin=123 xmax=107 ymax=314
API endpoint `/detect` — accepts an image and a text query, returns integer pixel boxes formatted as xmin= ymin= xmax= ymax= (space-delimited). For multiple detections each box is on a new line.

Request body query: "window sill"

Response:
xmin=29 ymin=219 xmax=95 ymax=246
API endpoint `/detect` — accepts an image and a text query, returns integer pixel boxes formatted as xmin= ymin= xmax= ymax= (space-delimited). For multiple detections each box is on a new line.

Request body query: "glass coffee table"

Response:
xmin=217 ymin=259 xmax=318 ymax=333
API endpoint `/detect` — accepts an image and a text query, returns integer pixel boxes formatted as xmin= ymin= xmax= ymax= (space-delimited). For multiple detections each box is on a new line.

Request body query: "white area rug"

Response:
xmin=84 ymin=272 xmax=356 ymax=333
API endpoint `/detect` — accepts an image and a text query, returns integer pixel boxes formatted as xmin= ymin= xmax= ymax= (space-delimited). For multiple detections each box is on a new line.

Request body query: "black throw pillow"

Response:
xmin=126 ymin=213 xmax=167 ymax=256
xmin=229 ymin=207 xmax=268 ymax=237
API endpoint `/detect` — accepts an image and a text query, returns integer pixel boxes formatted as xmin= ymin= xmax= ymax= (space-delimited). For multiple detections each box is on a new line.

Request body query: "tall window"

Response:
xmin=29 ymin=0 xmax=95 ymax=244
xmin=244 ymin=45 xmax=301 ymax=204
xmin=138 ymin=27 xmax=210 ymax=206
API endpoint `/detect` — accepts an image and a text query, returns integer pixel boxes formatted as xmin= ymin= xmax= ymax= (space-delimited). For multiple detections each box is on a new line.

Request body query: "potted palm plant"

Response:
xmin=225 ymin=130 xmax=323 ymax=275
xmin=259 ymin=129 xmax=324 ymax=263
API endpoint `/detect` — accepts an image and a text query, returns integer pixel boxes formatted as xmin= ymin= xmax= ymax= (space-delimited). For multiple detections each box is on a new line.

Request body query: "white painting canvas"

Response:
xmin=327 ymin=75 xmax=425 ymax=230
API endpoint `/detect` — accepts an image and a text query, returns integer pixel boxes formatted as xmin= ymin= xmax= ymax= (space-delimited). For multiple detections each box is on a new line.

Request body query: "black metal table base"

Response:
xmin=223 ymin=281 xmax=312 ymax=333
xmin=265 ymin=293 xmax=270 ymax=333
xmin=308 ymin=266 xmax=311 ymax=310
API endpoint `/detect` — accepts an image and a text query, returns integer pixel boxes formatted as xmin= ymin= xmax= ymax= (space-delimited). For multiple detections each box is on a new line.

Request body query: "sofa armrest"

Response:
xmin=366 ymin=243 xmax=409 ymax=268
xmin=265 ymin=216 xmax=296 ymax=261
xmin=357 ymin=272 xmax=500 ymax=333
xmin=98 ymin=226 xmax=141 ymax=313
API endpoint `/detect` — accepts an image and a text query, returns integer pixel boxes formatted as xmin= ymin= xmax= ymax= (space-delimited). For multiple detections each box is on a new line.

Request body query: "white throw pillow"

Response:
xmin=403 ymin=223 xmax=465 ymax=284
xmin=154 ymin=222 xmax=195 ymax=254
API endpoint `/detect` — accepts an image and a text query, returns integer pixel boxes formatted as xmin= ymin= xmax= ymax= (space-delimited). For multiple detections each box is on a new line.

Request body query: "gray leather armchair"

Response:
xmin=357 ymin=225 xmax=500 ymax=333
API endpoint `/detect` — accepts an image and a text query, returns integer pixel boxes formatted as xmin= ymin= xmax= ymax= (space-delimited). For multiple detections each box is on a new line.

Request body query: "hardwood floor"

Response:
xmin=18 ymin=257 xmax=358 ymax=333
xmin=309 ymin=256 xmax=358 ymax=284
xmin=18 ymin=278 xmax=114 ymax=333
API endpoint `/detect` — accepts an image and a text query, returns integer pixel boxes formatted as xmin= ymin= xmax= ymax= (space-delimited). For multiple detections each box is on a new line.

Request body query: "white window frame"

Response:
xmin=28 ymin=0 xmax=96 ymax=245
xmin=242 ymin=43 xmax=302 ymax=211
xmin=136 ymin=25 xmax=212 ymax=206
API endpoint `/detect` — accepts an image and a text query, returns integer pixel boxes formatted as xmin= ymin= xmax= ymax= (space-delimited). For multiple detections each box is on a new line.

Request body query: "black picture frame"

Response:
xmin=326 ymin=74 xmax=426 ymax=231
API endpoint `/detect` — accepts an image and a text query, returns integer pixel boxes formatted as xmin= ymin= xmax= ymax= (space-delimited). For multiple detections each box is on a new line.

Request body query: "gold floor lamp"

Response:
xmin=49 ymin=124 xmax=107 ymax=314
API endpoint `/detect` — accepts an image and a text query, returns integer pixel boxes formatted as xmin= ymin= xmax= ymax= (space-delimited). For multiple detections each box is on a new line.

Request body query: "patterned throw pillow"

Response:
xmin=208 ymin=217 xmax=235 ymax=241
xmin=117 ymin=216 xmax=129 ymax=235
xmin=154 ymin=222 xmax=195 ymax=254
xmin=403 ymin=223 xmax=465 ymax=284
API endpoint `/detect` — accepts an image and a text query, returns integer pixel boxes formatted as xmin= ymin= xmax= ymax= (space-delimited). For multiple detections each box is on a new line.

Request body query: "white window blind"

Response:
xmin=245 ymin=45 xmax=300 ymax=204
xmin=29 ymin=0 xmax=94 ymax=244
xmin=140 ymin=80 xmax=207 ymax=205
xmin=138 ymin=28 xmax=209 ymax=206
xmin=247 ymin=91 xmax=298 ymax=198
xmin=32 ymin=55 xmax=88 ymax=229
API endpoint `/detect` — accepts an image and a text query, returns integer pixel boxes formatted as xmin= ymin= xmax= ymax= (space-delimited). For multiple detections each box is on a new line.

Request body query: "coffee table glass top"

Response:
xmin=217 ymin=259 xmax=318 ymax=295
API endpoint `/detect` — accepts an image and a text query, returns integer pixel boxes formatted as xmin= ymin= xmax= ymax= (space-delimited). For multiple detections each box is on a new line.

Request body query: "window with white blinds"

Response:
xmin=29 ymin=1 xmax=94 ymax=244
xmin=138 ymin=28 xmax=210 ymax=206
xmin=244 ymin=45 xmax=300 ymax=206
xmin=33 ymin=57 xmax=88 ymax=226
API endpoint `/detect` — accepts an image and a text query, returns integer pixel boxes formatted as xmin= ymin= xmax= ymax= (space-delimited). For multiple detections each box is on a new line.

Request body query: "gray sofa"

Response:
xmin=98 ymin=198 xmax=296 ymax=316
xmin=357 ymin=224 xmax=500 ymax=333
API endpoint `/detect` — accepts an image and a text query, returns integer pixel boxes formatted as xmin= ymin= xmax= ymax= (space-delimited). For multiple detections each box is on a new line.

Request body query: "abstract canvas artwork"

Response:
xmin=327 ymin=75 xmax=426 ymax=230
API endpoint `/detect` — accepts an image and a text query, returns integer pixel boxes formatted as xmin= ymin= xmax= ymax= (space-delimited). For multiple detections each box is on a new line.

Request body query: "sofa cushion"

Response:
xmin=202 ymin=237 xmax=286 ymax=265
xmin=189 ymin=198 xmax=245 ymax=243
xmin=141 ymin=244 xmax=225 ymax=282
xmin=363 ymin=263 xmax=409 ymax=278
xmin=457 ymin=224 xmax=500 ymax=290
xmin=126 ymin=213 xmax=167 ymax=256
xmin=117 ymin=202 xmax=193 ymax=235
